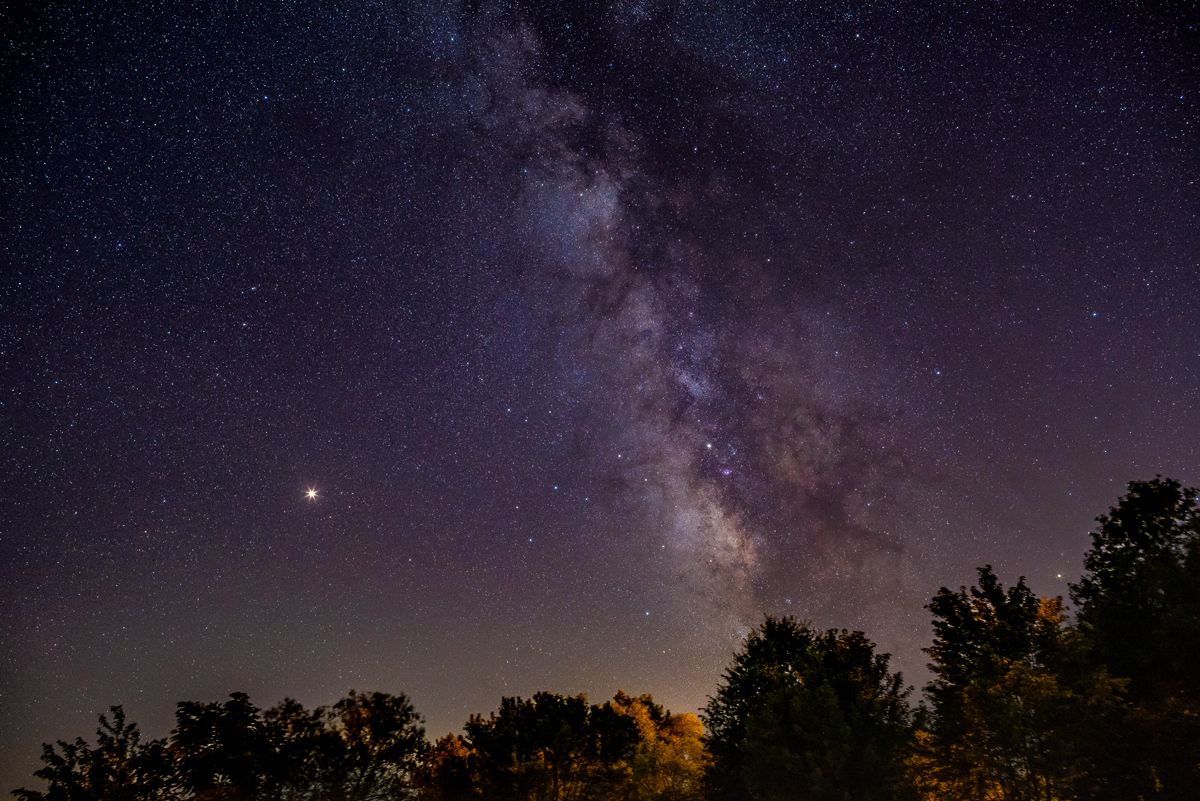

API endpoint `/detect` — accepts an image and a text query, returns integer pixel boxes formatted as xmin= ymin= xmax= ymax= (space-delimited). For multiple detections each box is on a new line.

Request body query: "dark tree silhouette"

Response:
xmin=460 ymin=691 xmax=638 ymax=801
xmin=329 ymin=690 xmax=429 ymax=801
xmin=14 ymin=706 xmax=173 ymax=801
xmin=421 ymin=691 xmax=703 ymax=801
xmin=172 ymin=692 xmax=274 ymax=799
xmin=419 ymin=734 xmax=476 ymax=801
xmin=261 ymin=697 xmax=345 ymax=795
xmin=702 ymin=617 xmax=913 ymax=801
xmin=1072 ymin=477 xmax=1200 ymax=702
xmin=914 ymin=567 xmax=1127 ymax=801
xmin=1070 ymin=477 xmax=1200 ymax=798
xmin=16 ymin=691 xmax=427 ymax=801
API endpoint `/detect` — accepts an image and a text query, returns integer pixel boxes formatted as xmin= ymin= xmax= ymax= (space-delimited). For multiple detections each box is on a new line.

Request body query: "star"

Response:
xmin=305 ymin=488 xmax=318 ymax=501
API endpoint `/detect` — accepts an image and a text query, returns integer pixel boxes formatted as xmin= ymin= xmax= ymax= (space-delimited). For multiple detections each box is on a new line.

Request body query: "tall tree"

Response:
xmin=1071 ymin=477 xmax=1200 ymax=702
xmin=702 ymin=617 xmax=913 ymax=801
xmin=1070 ymin=477 xmax=1200 ymax=798
xmin=329 ymin=690 xmax=429 ymax=801
xmin=915 ymin=567 xmax=1124 ymax=801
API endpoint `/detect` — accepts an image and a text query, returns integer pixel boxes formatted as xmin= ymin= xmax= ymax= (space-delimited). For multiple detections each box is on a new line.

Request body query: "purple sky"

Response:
xmin=3 ymin=2 xmax=1197 ymax=796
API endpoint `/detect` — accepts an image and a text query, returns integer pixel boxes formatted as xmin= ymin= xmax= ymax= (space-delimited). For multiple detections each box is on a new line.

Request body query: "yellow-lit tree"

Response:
xmin=419 ymin=691 xmax=706 ymax=801
xmin=606 ymin=692 xmax=707 ymax=801
xmin=914 ymin=570 xmax=1124 ymax=801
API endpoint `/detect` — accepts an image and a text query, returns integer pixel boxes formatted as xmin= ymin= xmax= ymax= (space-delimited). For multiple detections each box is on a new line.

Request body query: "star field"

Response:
xmin=2 ymin=2 xmax=1197 ymax=796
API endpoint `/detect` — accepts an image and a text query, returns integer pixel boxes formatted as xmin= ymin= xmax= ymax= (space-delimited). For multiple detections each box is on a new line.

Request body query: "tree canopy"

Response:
xmin=1070 ymin=477 xmax=1200 ymax=797
xmin=421 ymin=690 xmax=705 ymax=801
xmin=15 ymin=706 xmax=170 ymax=801
xmin=16 ymin=478 xmax=1200 ymax=801
xmin=16 ymin=691 xmax=427 ymax=801
xmin=1072 ymin=476 xmax=1200 ymax=702
xmin=702 ymin=617 xmax=913 ymax=801
xmin=913 ymin=568 xmax=1124 ymax=801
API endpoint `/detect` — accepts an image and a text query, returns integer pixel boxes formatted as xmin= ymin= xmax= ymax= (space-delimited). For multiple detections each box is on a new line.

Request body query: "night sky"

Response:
xmin=2 ymin=1 xmax=1197 ymax=795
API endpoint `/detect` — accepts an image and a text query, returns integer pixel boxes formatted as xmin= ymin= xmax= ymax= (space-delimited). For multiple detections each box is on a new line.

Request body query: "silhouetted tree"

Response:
xmin=1072 ymin=477 xmax=1200 ymax=701
xmin=329 ymin=690 xmax=428 ymax=801
xmin=261 ymin=697 xmax=344 ymax=796
xmin=14 ymin=706 xmax=174 ymax=801
xmin=17 ymin=691 xmax=428 ymax=801
xmin=171 ymin=692 xmax=273 ymax=799
xmin=422 ymin=690 xmax=700 ymax=801
xmin=702 ymin=617 xmax=913 ymax=801
xmin=459 ymin=691 xmax=638 ymax=801
xmin=913 ymin=567 xmax=1125 ymax=801
xmin=1070 ymin=477 xmax=1200 ymax=798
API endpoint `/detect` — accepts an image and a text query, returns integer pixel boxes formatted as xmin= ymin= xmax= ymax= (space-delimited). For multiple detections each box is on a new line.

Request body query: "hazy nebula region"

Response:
xmin=463 ymin=19 xmax=935 ymax=644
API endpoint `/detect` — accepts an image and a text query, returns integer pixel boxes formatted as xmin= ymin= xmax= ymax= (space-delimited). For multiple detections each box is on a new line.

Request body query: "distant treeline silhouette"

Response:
xmin=17 ymin=478 xmax=1200 ymax=800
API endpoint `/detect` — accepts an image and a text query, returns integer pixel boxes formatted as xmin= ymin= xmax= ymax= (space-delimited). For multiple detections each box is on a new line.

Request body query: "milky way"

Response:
xmin=456 ymin=9 xmax=962 ymax=638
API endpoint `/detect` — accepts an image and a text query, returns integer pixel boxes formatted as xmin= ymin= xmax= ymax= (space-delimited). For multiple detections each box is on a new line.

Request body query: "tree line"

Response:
xmin=17 ymin=478 xmax=1199 ymax=800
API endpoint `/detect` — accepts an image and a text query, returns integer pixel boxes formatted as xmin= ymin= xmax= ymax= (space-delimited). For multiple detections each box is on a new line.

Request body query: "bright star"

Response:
xmin=305 ymin=488 xmax=318 ymax=501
